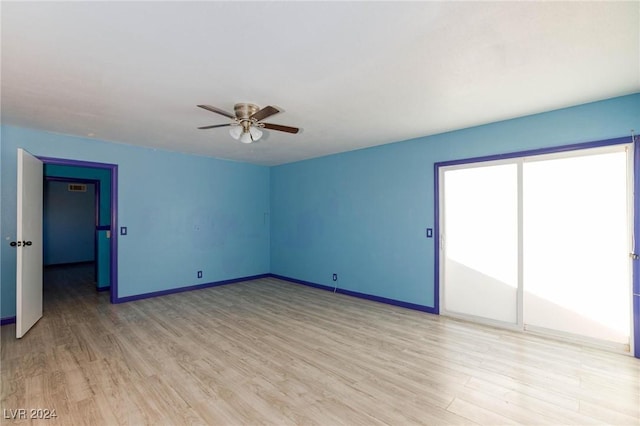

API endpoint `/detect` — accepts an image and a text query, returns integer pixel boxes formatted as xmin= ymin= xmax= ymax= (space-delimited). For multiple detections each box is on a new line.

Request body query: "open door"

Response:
xmin=16 ymin=148 xmax=43 ymax=338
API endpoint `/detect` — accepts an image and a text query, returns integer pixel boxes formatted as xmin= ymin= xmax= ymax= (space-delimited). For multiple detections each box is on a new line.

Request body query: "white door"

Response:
xmin=16 ymin=148 xmax=43 ymax=338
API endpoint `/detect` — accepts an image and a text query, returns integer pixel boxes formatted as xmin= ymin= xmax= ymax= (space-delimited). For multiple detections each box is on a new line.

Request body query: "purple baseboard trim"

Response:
xmin=45 ymin=260 xmax=95 ymax=268
xmin=1 ymin=316 xmax=16 ymax=326
xmin=269 ymin=274 xmax=336 ymax=292
xmin=97 ymin=286 xmax=111 ymax=292
xmin=269 ymin=274 xmax=438 ymax=315
xmin=114 ymin=274 xmax=270 ymax=304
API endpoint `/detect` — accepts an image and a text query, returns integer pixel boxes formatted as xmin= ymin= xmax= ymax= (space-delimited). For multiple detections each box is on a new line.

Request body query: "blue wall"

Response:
xmin=46 ymin=165 xmax=111 ymax=227
xmin=43 ymin=181 xmax=96 ymax=265
xmin=1 ymin=94 xmax=638 ymax=320
xmin=0 ymin=127 xmax=271 ymax=318
xmin=270 ymin=93 xmax=640 ymax=308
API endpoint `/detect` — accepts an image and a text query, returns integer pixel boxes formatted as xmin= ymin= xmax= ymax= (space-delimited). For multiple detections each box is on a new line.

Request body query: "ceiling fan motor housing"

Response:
xmin=234 ymin=103 xmax=260 ymax=120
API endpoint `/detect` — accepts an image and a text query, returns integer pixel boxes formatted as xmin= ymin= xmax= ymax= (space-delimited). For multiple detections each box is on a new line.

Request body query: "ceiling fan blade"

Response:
xmin=197 ymin=104 xmax=235 ymax=119
xmin=250 ymin=105 xmax=280 ymax=122
xmin=198 ymin=123 xmax=232 ymax=129
xmin=261 ymin=123 xmax=300 ymax=134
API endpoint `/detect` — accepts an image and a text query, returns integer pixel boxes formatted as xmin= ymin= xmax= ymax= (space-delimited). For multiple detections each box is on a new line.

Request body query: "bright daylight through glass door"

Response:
xmin=443 ymin=163 xmax=518 ymax=325
xmin=441 ymin=144 xmax=633 ymax=351
xmin=523 ymin=149 xmax=630 ymax=347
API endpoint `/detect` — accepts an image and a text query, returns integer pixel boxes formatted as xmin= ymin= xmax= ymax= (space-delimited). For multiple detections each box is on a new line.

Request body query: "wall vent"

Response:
xmin=68 ymin=184 xmax=87 ymax=192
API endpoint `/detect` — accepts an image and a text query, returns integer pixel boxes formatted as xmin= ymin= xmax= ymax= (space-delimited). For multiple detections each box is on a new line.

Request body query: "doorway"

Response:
xmin=44 ymin=178 xmax=99 ymax=285
xmin=39 ymin=157 xmax=118 ymax=303
xmin=15 ymin=152 xmax=118 ymax=337
xmin=437 ymin=140 xmax=636 ymax=354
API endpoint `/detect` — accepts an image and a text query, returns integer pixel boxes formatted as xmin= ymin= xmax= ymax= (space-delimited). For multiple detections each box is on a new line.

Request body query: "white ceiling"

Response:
xmin=2 ymin=1 xmax=639 ymax=166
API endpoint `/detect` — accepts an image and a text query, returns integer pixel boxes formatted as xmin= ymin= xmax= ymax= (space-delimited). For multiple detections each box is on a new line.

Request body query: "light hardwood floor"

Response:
xmin=1 ymin=264 xmax=639 ymax=425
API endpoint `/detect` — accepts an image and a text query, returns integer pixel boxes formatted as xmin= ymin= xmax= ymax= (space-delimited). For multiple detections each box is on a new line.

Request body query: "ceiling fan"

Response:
xmin=197 ymin=103 xmax=299 ymax=144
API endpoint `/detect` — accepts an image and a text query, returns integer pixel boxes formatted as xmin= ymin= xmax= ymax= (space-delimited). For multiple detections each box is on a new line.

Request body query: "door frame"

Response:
xmin=434 ymin=135 xmax=639 ymax=358
xmin=38 ymin=156 xmax=118 ymax=304
xmin=634 ymin=134 xmax=640 ymax=358
xmin=44 ymin=177 xmax=101 ymax=286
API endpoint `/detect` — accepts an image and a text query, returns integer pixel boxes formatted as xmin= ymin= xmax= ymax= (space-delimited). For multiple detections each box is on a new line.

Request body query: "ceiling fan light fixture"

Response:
xmin=249 ymin=126 xmax=263 ymax=141
xmin=229 ymin=125 xmax=243 ymax=140
xmin=239 ymin=131 xmax=253 ymax=144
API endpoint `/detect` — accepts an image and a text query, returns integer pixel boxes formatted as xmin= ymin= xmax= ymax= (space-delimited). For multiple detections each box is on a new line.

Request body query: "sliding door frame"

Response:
xmin=434 ymin=136 xmax=638 ymax=357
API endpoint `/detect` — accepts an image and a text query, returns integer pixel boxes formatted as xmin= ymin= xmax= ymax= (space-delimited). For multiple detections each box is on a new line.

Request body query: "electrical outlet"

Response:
xmin=426 ymin=228 xmax=433 ymax=238
xmin=120 ymin=226 xmax=127 ymax=235
xmin=197 ymin=271 xmax=203 ymax=279
xmin=332 ymin=273 xmax=338 ymax=282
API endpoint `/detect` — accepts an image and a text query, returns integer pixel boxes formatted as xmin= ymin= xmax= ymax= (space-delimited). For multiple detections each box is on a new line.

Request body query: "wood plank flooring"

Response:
xmin=2 ymin=263 xmax=639 ymax=425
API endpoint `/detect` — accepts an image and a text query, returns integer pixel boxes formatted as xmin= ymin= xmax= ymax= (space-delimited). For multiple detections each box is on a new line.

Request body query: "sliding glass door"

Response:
xmin=439 ymin=144 xmax=633 ymax=352
xmin=523 ymin=150 xmax=630 ymax=345
xmin=443 ymin=163 xmax=519 ymax=325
